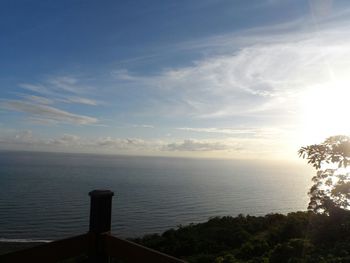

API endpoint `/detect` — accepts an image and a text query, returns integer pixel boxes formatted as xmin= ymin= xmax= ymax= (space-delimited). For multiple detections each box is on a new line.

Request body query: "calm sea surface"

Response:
xmin=0 ymin=151 xmax=313 ymax=241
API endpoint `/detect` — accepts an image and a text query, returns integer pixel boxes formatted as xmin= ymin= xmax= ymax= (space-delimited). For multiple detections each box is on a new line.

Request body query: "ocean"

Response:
xmin=0 ymin=151 xmax=313 ymax=241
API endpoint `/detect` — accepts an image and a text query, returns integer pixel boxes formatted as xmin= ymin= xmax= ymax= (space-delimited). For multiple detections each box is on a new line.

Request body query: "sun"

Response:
xmin=300 ymin=80 xmax=350 ymax=144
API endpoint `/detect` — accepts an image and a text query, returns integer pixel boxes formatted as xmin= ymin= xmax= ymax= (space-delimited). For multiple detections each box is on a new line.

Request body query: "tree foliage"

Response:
xmin=133 ymin=212 xmax=350 ymax=263
xmin=299 ymin=135 xmax=350 ymax=213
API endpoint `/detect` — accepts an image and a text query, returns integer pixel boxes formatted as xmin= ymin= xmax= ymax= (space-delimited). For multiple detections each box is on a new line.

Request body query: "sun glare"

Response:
xmin=301 ymin=81 xmax=350 ymax=144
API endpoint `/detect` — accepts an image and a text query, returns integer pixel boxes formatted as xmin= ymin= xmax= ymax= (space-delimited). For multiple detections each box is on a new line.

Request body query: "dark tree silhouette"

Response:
xmin=299 ymin=135 xmax=350 ymax=214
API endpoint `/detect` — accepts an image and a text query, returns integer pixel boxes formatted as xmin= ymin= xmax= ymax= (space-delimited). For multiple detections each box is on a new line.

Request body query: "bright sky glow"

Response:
xmin=1 ymin=0 xmax=350 ymax=160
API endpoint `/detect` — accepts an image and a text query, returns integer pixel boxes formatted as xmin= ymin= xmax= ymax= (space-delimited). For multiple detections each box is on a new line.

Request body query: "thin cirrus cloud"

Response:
xmin=20 ymin=94 xmax=54 ymax=105
xmin=1 ymin=76 xmax=100 ymax=125
xmin=60 ymin=97 xmax=98 ymax=106
xmin=19 ymin=76 xmax=99 ymax=106
xmin=111 ymin=17 xmax=350 ymax=125
xmin=0 ymin=100 xmax=98 ymax=125
xmin=176 ymin=127 xmax=282 ymax=138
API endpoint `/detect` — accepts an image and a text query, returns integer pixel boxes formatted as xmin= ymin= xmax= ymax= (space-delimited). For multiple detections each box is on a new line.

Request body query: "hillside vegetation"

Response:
xmin=132 ymin=210 xmax=350 ymax=263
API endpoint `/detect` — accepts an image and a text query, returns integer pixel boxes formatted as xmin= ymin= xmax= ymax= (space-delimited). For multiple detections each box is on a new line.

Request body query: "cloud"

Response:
xmin=96 ymin=137 xmax=150 ymax=150
xmin=60 ymin=97 xmax=98 ymax=106
xmin=0 ymin=129 xmax=291 ymax=158
xmin=0 ymin=130 xmax=40 ymax=146
xmin=0 ymin=130 xmax=244 ymax=154
xmin=0 ymin=100 xmax=98 ymax=125
xmin=19 ymin=76 xmax=99 ymax=106
xmin=49 ymin=134 xmax=81 ymax=145
xmin=21 ymin=94 xmax=54 ymax=105
xmin=47 ymin=76 xmax=81 ymax=94
xmin=111 ymin=69 xmax=140 ymax=81
xmin=14 ymin=130 xmax=35 ymax=144
xmin=1 ymin=75 xmax=102 ymax=125
xmin=177 ymin=127 xmax=257 ymax=135
xmin=164 ymin=139 xmax=233 ymax=152
xmin=0 ymin=131 xmax=162 ymax=153
xmin=19 ymin=83 xmax=49 ymax=94
xmin=176 ymin=127 xmax=283 ymax=138
xmin=132 ymin=124 xmax=154 ymax=128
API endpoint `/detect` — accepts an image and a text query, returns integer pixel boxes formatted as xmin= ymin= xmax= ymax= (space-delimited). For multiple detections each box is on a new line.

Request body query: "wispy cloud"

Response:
xmin=19 ymin=83 xmax=49 ymax=94
xmin=60 ymin=97 xmax=98 ymax=106
xmin=47 ymin=76 xmax=81 ymax=93
xmin=111 ymin=18 xmax=350 ymax=125
xmin=19 ymin=94 xmax=54 ymax=105
xmin=176 ymin=127 xmax=281 ymax=137
xmin=0 ymin=100 xmax=98 ymax=125
xmin=1 ymin=76 xmax=101 ymax=125
xmin=19 ymin=76 xmax=99 ymax=106
xmin=104 ymin=15 xmax=350 ymax=157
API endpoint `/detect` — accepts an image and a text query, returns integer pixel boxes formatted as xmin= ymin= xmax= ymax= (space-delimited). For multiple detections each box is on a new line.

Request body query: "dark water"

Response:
xmin=0 ymin=151 xmax=312 ymax=241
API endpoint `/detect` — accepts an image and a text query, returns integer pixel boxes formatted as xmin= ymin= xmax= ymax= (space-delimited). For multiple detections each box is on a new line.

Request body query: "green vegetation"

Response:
xmin=132 ymin=211 xmax=350 ymax=262
xmin=299 ymin=135 xmax=350 ymax=214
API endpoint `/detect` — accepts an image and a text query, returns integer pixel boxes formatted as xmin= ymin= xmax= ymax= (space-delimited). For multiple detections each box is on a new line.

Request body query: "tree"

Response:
xmin=299 ymin=135 xmax=350 ymax=214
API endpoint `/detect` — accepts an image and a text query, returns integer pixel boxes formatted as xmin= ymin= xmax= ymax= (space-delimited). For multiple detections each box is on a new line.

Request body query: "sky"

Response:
xmin=1 ymin=0 xmax=350 ymax=160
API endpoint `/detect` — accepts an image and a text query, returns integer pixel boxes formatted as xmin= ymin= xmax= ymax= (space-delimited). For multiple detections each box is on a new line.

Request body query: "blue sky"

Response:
xmin=2 ymin=0 xmax=350 ymax=159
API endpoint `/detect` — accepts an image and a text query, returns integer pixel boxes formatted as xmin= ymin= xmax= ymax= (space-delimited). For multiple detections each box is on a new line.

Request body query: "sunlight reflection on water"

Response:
xmin=0 ymin=151 xmax=312 ymax=240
